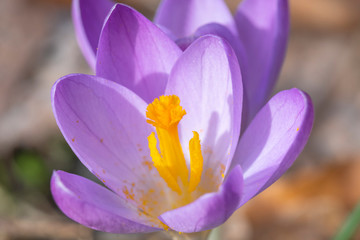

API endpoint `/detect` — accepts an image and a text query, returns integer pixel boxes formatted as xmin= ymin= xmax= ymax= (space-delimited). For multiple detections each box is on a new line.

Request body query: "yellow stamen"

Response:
xmin=146 ymin=95 xmax=204 ymax=197
xmin=188 ymin=131 xmax=203 ymax=192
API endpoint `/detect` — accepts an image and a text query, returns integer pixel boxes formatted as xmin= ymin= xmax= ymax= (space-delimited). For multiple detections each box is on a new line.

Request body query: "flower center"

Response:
xmin=146 ymin=95 xmax=204 ymax=197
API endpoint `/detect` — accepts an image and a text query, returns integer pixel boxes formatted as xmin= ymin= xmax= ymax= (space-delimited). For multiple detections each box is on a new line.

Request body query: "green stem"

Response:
xmin=334 ymin=201 xmax=360 ymax=240
xmin=166 ymin=230 xmax=212 ymax=240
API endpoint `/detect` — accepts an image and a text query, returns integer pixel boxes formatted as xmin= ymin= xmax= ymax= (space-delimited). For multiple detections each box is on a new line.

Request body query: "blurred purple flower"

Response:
xmin=51 ymin=4 xmax=313 ymax=234
xmin=73 ymin=0 xmax=289 ymax=127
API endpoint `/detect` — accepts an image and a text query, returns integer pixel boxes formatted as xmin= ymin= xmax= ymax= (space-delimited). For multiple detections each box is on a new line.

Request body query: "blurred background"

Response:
xmin=0 ymin=0 xmax=360 ymax=239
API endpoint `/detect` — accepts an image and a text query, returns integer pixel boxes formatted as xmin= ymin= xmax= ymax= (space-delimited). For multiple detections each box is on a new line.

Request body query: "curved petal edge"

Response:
xmin=72 ymin=0 xmax=114 ymax=70
xmin=51 ymin=73 xmax=165 ymax=204
xmin=154 ymin=0 xmax=238 ymax=39
xmin=165 ymin=35 xmax=243 ymax=182
xmin=51 ymin=171 xmax=161 ymax=233
xmin=235 ymin=0 xmax=290 ymax=126
xmin=159 ymin=165 xmax=243 ymax=232
xmin=231 ymin=88 xmax=314 ymax=206
xmin=96 ymin=3 xmax=182 ymax=103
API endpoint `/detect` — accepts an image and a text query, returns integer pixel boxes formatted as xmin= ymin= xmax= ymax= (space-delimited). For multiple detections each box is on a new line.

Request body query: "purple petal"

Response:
xmin=235 ymin=0 xmax=289 ymax=126
xmin=154 ymin=0 xmax=238 ymax=39
xmin=159 ymin=165 xmax=243 ymax=232
xmin=96 ymin=4 xmax=182 ymax=103
xmin=231 ymin=89 xmax=314 ymax=206
xmin=165 ymin=36 xmax=243 ymax=183
xmin=52 ymin=74 xmax=164 ymax=204
xmin=194 ymin=24 xmax=246 ymax=67
xmin=72 ymin=0 xmax=114 ymax=70
xmin=176 ymin=23 xmax=248 ymax=80
xmin=51 ymin=171 xmax=161 ymax=233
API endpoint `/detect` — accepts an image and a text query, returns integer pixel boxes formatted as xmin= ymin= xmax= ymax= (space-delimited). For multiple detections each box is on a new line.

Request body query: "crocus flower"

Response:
xmin=51 ymin=4 xmax=313 ymax=234
xmin=73 ymin=0 xmax=288 ymax=128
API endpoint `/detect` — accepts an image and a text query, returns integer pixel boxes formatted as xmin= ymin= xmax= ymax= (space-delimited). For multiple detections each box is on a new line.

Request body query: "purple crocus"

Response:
xmin=51 ymin=4 xmax=313 ymax=234
xmin=73 ymin=0 xmax=288 ymax=127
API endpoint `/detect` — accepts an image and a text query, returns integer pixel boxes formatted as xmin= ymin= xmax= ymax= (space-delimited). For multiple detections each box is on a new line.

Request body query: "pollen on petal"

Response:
xmin=122 ymin=186 xmax=135 ymax=200
xmin=142 ymin=160 xmax=153 ymax=170
xmin=220 ymin=164 xmax=225 ymax=178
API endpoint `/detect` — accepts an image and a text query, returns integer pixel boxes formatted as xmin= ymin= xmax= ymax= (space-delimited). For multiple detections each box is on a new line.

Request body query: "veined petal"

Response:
xmin=154 ymin=0 xmax=238 ymax=39
xmin=51 ymin=171 xmax=161 ymax=233
xmin=72 ymin=0 xmax=114 ymax=70
xmin=159 ymin=165 xmax=243 ymax=232
xmin=96 ymin=4 xmax=182 ymax=103
xmin=235 ymin=0 xmax=289 ymax=127
xmin=52 ymin=74 xmax=165 ymax=208
xmin=165 ymin=35 xmax=243 ymax=192
xmin=231 ymin=89 xmax=314 ymax=206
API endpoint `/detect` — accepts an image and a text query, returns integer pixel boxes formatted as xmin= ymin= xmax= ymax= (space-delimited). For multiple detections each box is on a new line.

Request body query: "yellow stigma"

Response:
xmin=146 ymin=95 xmax=186 ymax=129
xmin=146 ymin=95 xmax=203 ymax=198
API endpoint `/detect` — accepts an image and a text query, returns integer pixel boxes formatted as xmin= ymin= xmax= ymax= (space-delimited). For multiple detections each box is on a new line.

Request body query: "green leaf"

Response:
xmin=13 ymin=150 xmax=49 ymax=190
xmin=334 ymin=201 xmax=360 ymax=240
